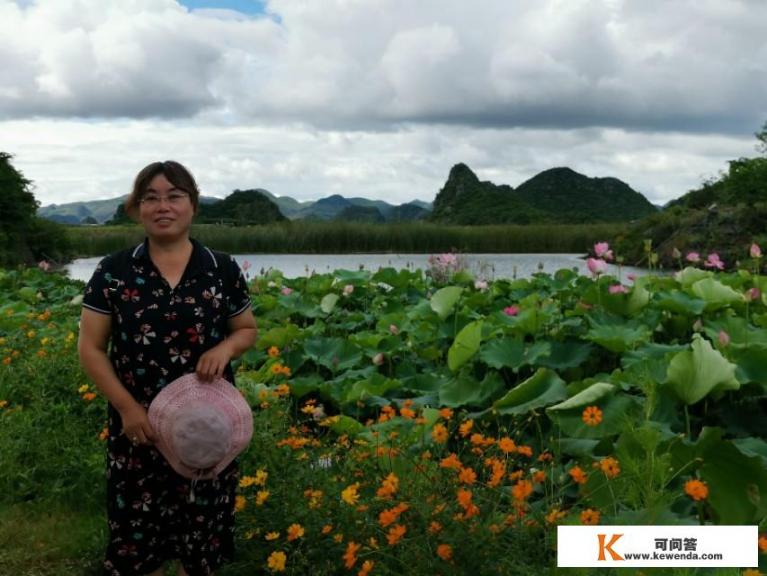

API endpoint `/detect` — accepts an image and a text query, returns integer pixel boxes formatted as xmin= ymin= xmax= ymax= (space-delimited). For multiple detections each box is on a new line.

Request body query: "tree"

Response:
xmin=0 ymin=152 xmax=37 ymax=231
xmin=756 ymin=120 xmax=767 ymax=155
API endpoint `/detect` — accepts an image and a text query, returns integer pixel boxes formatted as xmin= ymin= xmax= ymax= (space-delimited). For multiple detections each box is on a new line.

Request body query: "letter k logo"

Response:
xmin=597 ymin=533 xmax=624 ymax=561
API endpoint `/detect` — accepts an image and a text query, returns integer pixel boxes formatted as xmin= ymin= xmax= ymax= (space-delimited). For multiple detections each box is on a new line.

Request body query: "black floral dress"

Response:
xmin=83 ymin=238 xmax=252 ymax=576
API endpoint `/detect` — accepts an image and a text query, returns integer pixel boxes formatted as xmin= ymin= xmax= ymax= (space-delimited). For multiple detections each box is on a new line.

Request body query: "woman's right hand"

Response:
xmin=119 ymin=403 xmax=156 ymax=446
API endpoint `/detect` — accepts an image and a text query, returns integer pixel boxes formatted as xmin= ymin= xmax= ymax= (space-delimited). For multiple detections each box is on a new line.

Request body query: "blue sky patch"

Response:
xmin=178 ymin=0 xmax=268 ymax=16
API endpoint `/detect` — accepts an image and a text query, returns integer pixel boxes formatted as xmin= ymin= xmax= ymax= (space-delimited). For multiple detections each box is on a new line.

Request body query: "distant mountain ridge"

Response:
xmin=430 ymin=163 xmax=657 ymax=225
xmin=39 ymin=190 xmax=432 ymax=224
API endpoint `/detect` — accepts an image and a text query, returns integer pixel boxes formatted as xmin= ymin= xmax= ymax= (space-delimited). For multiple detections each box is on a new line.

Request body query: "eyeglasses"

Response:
xmin=140 ymin=191 xmax=189 ymax=207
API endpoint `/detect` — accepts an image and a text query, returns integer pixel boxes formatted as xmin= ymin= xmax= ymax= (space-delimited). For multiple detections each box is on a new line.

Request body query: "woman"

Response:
xmin=78 ymin=161 xmax=258 ymax=576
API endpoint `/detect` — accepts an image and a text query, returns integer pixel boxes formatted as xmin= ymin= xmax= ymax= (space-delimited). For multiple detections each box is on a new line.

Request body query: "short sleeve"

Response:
xmin=224 ymin=256 xmax=252 ymax=318
xmin=82 ymin=256 xmax=115 ymax=315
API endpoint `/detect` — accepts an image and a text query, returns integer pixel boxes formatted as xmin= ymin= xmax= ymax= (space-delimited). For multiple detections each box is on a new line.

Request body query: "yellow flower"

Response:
xmin=267 ymin=550 xmax=286 ymax=572
xmin=234 ymin=495 xmax=247 ymax=512
xmin=40 ymin=337 xmax=49 ymax=346
xmin=684 ymin=479 xmax=709 ymax=501
xmin=0 ymin=337 xmax=5 ymax=345
xmin=98 ymin=427 xmax=109 ymax=441
xmin=26 ymin=330 xmax=36 ymax=339
xmin=265 ymin=531 xmax=280 ymax=541
xmin=742 ymin=570 xmax=761 ymax=576
xmin=256 ymin=490 xmax=270 ymax=505
xmin=268 ymin=346 xmax=280 ymax=358
xmin=341 ymin=482 xmax=361 ymax=506
xmin=254 ymin=469 xmax=268 ymax=486
xmin=271 ymin=363 xmax=284 ymax=375
xmin=0 ymin=400 xmax=8 ymax=409
xmin=287 ymin=523 xmax=304 ymax=541
xmin=239 ymin=475 xmax=257 ymax=488
xmin=78 ymin=384 xmax=90 ymax=394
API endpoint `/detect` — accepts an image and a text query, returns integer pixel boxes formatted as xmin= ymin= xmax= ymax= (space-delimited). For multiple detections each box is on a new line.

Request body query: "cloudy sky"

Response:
xmin=1 ymin=0 xmax=765 ymax=208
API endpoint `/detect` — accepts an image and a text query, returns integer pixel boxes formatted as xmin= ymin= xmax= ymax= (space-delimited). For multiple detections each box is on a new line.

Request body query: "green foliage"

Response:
xmin=197 ymin=189 xmax=287 ymax=225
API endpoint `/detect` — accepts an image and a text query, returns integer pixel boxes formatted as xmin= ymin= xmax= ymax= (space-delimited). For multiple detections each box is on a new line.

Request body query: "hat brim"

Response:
xmin=148 ymin=373 xmax=253 ymax=480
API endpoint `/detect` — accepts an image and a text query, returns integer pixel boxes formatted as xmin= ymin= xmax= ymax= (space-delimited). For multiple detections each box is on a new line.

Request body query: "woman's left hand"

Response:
xmin=195 ymin=342 xmax=233 ymax=381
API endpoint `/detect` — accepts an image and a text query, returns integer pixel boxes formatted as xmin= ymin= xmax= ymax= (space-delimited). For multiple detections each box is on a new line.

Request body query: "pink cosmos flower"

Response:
xmin=281 ymin=286 xmax=293 ymax=296
xmin=686 ymin=252 xmax=701 ymax=264
xmin=608 ymin=284 xmax=628 ymax=294
xmin=750 ymin=243 xmax=762 ymax=259
xmin=372 ymin=352 xmax=384 ymax=366
xmin=343 ymin=284 xmax=354 ymax=296
xmin=704 ymin=252 xmax=724 ymax=270
xmin=587 ymin=258 xmax=607 ymax=276
xmin=37 ymin=260 xmax=50 ymax=271
xmin=503 ymin=305 xmax=520 ymax=316
xmin=718 ymin=330 xmax=730 ymax=347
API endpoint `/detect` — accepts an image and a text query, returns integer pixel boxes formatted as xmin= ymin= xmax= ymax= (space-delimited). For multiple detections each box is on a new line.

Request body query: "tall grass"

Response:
xmin=67 ymin=222 xmax=622 ymax=256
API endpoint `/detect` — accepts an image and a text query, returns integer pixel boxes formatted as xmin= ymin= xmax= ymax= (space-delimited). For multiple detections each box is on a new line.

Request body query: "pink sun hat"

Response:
xmin=148 ymin=373 xmax=253 ymax=480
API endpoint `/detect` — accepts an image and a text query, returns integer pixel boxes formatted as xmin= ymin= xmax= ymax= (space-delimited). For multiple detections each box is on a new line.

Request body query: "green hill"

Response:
xmin=429 ymin=163 xmax=654 ymax=225
xmin=197 ymin=189 xmax=287 ymax=225
xmin=614 ymin=142 xmax=767 ymax=269
xmin=334 ymin=205 xmax=385 ymax=223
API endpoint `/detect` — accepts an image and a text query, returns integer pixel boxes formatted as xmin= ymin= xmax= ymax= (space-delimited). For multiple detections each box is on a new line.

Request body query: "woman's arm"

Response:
xmin=195 ymin=308 xmax=258 ymax=381
xmin=78 ymin=308 xmax=155 ymax=444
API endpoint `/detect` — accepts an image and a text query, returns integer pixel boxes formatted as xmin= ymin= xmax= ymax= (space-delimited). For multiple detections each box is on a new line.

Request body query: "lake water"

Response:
xmin=65 ymin=253 xmax=644 ymax=283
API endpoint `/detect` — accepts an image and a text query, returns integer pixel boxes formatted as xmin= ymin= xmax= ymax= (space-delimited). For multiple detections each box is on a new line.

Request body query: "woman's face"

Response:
xmin=138 ymin=173 xmax=195 ymax=240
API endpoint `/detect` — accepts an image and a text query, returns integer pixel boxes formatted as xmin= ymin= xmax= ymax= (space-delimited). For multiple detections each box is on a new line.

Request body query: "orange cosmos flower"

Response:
xmin=498 ymin=437 xmax=516 ymax=453
xmin=268 ymin=346 xmax=280 ymax=358
xmin=758 ymin=535 xmax=767 ymax=553
xmin=82 ymin=392 xmax=97 ymax=402
xmin=532 ymin=470 xmax=546 ymax=484
xmin=234 ymin=495 xmax=246 ymax=512
xmin=429 ymin=521 xmax=443 ymax=534
xmin=512 ymin=479 xmax=534 ymax=501
xmin=580 ymin=508 xmax=600 ymax=525
xmin=516 ymin=445 xmax=533 ymax=457
xmin=267 ymin=550 xmax=286 ymax=572
xmin=386 ymin=524 xmax=407 ymax=545
xmin=343 ymin=541 xmax=361 ymax=569
xmin=431 ymin=423 xmax=448 ymax=444
xmin=358 ymin=560 xmax=374 ymax=576
xmin=458 ymin=467 xmax=477 ymax=485
xmin=439 ymin=407 xmax=453 ymax=420
xmin=684 ymin=479 xmax=709 ymax=501
xmin=458 ymin=419 xmax=474 ymax=437
xmin=400 ymin=407 xmax=416 ymax=419
xmin=376 ymin=473 xmax=399 ymax=499
xmin=440 ymin=453 xmax=462 ymax=470
xmin=437 ymin=544 xmax=453 ymax=561
xmin=322 ymin=524 xmax=333 ymax=535
xmin=569 ymin=466 xmax=587 ymax=485
xmin=599 ymin=457 xmax=621 ymax=479
xmin=287 ymin=523 xmax=304 ymax=541
xmin=582 ymin=405 xmax=603 ymax=426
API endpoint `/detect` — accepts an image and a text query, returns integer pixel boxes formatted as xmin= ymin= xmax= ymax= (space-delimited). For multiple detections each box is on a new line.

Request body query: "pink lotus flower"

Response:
xmin=746 ymin=287 xmax=761 ymax=302
xmin=37 ymin=260 xmax=50 ymax=271
xmin=704 ymin=252 xmax=724 ymax=270
xmin=372 ymin=352 xmax=384 ymax=366
xmin=474 ymin=279 xmax=488 ymax=291
xmin=594 ymin=242 xmax=614 ymax=261
xmin=608 ymin=284 xmax=628 ymax=294
xmin=343 ymin=284 xmax=354 ymax=296
xmin=389 ymin=324 xmax=399 ymax=335
xmin=627 ymin=273 xmax=637 ymax=282
xmin=280 ymin=286 xmax=293 ymax=296
xmin=587 ymin=258 xmax=607 ymax=276
xmin=718 ymin=330 xmax=730 ymax=347
xmin=242 ymin=260 xmax=251 ymax=271
xmin=750 ymin=243 xmax=762 ymax=259
xmin=686 ymin=252 xmax=701 ymax=264
xmin=503 ymin=305 xmax=520 ymax=316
